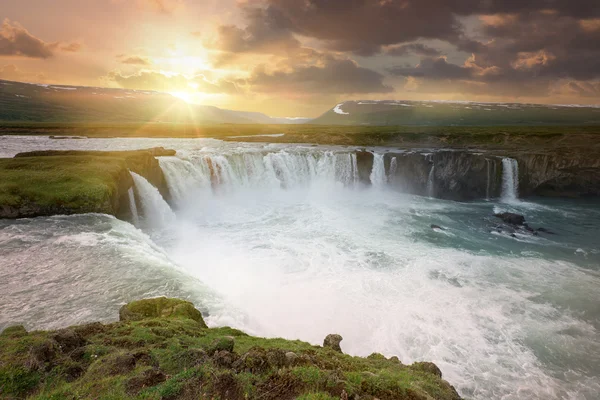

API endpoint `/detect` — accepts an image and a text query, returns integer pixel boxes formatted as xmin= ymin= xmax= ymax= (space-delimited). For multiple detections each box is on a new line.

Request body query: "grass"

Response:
xmin=0 ymin=155 xmax=127 ymax=213
xmin=0 ymin=298 xmax=462 ymax=400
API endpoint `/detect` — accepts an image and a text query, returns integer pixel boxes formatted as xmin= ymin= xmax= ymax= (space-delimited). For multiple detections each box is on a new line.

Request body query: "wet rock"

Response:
xmin=118 ymin=297 xmax=207 ymax=327
xmin=430 ymin=224 xmax=445 ymax=230
xmin=494 ymin=212 xmax=525 ymax=226
xmin=213 ymin=350 xmax=239 ymax=368
xmin=125 ymin=368 xmax=167 ymax=395
xmin=537 ymin=227 xmax=556 ymax=235
xmin=323 ymin=334 xmax=343 ymax=353
xmin=412 ymin=361 xmax=443 ymax=378
xmin=510 ymin=233 xmax=517 ymax=238
xmin=51 ymin=329 xmax=86 ymax=353
xmin=209 ymin=336 xmax=235 ymax=355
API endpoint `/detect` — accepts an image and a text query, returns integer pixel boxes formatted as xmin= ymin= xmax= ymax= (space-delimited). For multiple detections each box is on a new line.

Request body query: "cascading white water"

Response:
xmin=127 ymin=187 xmax=140 ymax=226
xmin=158 ymin=157 xmax=212 ymax=205
xmin=501 ymin=158 xmax=519 ymax=202
xmin=389 ymin=157 xmax=398 ymax=182
xmin=130 ymin=172 xmax=176 ymax=228
xmin=158 ymin=150 xmax=361 ymax=197
xmin=485 ymin=159 xmax=492 ymax=200
xmin=370 ymin=153 xmax=386 ymax=188
xmin=427 ymin=164 xmax=435 ymax=198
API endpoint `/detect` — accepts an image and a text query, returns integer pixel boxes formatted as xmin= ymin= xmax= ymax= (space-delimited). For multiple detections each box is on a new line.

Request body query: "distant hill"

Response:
xmin=312 ymin=100 xmax=600 ymax=126
xmin=0 ymin=80 xmax=310 ymax=125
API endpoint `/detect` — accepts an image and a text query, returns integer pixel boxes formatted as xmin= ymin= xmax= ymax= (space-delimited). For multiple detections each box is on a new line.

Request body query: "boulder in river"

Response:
xmin=494 ymin=212 xmax=525 ymax=226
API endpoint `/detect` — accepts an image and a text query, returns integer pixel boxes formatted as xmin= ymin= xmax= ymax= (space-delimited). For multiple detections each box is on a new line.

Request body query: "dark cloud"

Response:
xmin=206 ymin=5 xmax=299 ymax=60
xmin=243 ymin=56 xmax=393 ymax=94
xmin=105 ymin=70 xmax=240 ymax=94
xmin=0 ymin=19 xmax=55 ymax=58
xmin=385 ymin=43 xmax=442 ymax=57
xmin=389 ymin=57 xmax=473 ymax=80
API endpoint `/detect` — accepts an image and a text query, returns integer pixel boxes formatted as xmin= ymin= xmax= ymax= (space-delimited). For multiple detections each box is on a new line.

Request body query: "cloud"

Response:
xmin=384 ymin=43 xmax=442 ymax=57
xmin=118 ymin=55 xmax=152 ymax=66
xmin=243 ymin=56 xmax=393 ymax=94
xmin=0 ymin=19 xmax=55 ymax=58
xmin=0 ymin=64 xmax=47 ymax=82
xmin=59 ymin=42 xmax=83 ymax=52
xmin=111 ymin=0 xmax=184 ymax=14
xmin=105 ymin=70 xmax=240 ymax=94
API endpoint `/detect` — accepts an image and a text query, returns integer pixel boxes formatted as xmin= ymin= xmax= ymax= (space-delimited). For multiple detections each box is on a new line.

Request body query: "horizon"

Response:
xmin=2 ymin=0 xmax=600 ymax=118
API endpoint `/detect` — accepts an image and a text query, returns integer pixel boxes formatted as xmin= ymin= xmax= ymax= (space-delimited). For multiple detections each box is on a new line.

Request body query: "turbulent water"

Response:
xmin=1 ymin=136 xmax=600 ymax=400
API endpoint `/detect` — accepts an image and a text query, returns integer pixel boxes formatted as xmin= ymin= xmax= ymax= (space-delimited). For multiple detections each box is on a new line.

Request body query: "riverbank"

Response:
xmin=0 ymin=297 xmax=462 ymax=400
xmin=0 ymin=148 xmax=173 ymax=219
xmin=2 ymin=123 xmax=600 ymax=150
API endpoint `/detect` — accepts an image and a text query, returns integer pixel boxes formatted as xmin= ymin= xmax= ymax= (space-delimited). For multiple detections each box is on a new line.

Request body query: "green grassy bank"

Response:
xmin=0 ymin=298 xmax=462 ymax=400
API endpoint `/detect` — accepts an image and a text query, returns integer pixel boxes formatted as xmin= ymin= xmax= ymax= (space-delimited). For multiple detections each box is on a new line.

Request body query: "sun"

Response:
xmin=170 ymin=91 xmax=194 ymax=103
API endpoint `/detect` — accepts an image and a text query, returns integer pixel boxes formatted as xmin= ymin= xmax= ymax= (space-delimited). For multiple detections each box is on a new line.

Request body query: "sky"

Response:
xmin=1 ymin=0 xmax=599 ymax=117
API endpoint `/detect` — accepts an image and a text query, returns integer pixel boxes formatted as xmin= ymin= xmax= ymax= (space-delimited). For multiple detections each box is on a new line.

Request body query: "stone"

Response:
xmin=323 ymin=334 xmax=343 ymax=353
xmin=285 ymin=351 xmax=298 ymax=366
xmin=118 ymin=297 xmax=207 ymax=327
xmin=430 ymin=224 xmax=445 ymax=230
xmin=494 ymin=212 xmax=526 ymax=226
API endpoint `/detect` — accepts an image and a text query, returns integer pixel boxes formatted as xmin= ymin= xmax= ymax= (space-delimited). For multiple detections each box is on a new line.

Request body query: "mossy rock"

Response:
xmin=1 ymin=325 xmax=27 ymax=337
xmin=118 ymin=297 xmax=207 ymax=327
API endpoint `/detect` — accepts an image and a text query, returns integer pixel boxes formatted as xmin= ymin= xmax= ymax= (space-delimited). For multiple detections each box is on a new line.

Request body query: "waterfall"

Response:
xmin=127 ymin=187 xmax=140 ymax=226
xmin=501 ymin=158 xmax=519 ymax=202
xmin=159 ymin=151 xmax=362 ymax=198
xmin=486 ymin=159 xmax=492 ymax=200
xmin=130 ymin=172 xmax=176 ymax=228
xmin=158 ymin=157 xmax=212 ymax=204
xmin=370 ymin=153 xmax=386 ymax=188
xmin=351 ymin=153 xmax=359 ymax=185
xmin=389 ymin=157 xmax=398 ymax=182
xmin=426 ymin=164 xmax=435 ymax=198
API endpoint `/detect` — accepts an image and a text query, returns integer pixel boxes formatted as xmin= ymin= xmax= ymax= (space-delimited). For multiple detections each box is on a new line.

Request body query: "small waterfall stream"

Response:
xmin=389 ymin=157 xmax=398 ymax=182
xmin=127 ymin=187 xmax=140 ymax=226
xmin=130 ymin=172 xmax=176 ymax=228
xmin=501 ymin=158 xmax=519 ymax=202
xmin=426 ymin=156 xmax=435 ymax=198
xmin=485 ymin=159 xmax=492 ymax=200
xmin=370 ymin=153 xmax=386 ymax=188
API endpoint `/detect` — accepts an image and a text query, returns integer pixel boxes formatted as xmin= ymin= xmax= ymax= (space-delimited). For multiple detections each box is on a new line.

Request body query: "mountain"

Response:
xmin=0 ymin=79 xmax=310 ymax=125
xmin=312 ymin=100 xmax=600 ymax=126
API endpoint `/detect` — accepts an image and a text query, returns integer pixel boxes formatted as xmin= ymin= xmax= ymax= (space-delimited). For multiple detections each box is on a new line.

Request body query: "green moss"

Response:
xmin=0 ymin=298 xmax=462 ymax=400
xmin=0 ymin=155 xmax=127 ymax=214
xmin=118 ymin=297 xmax=207 ymax=327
